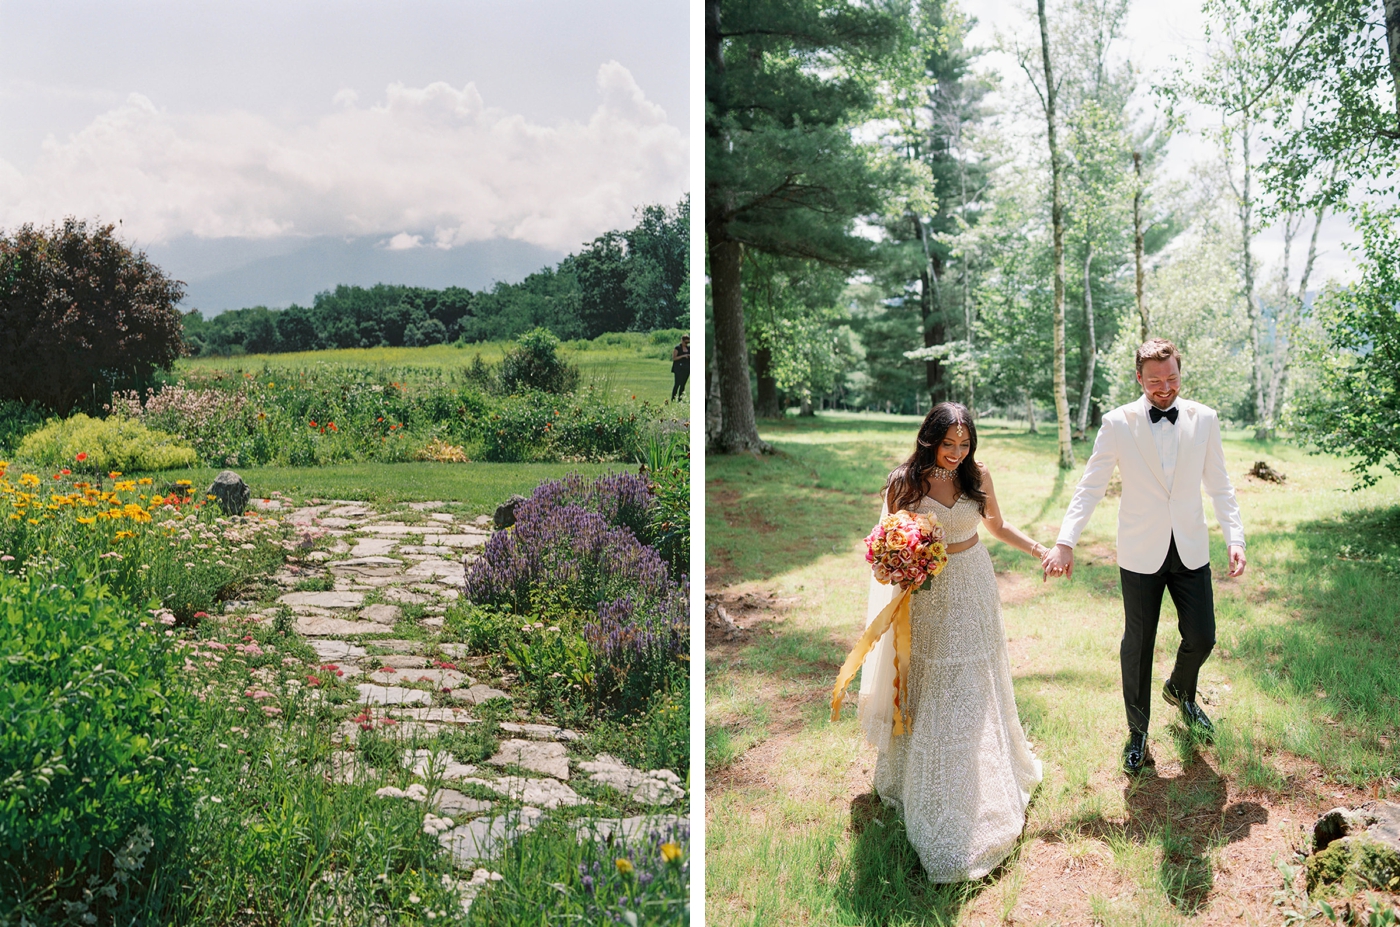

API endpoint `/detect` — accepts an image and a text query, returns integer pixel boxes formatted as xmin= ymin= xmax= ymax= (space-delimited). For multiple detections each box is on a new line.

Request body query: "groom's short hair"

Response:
xmin=1136 ymin=338 xmax=1181 ymax=375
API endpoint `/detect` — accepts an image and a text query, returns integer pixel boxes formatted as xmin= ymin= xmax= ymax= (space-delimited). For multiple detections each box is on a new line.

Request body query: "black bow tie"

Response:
xmin=1149 ymin=406 xmax=1178 ymax=425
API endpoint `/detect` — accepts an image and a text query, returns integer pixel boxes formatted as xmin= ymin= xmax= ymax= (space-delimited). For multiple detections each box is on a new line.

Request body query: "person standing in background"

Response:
xmin=671 ymin=335 xmax=690 ymax=403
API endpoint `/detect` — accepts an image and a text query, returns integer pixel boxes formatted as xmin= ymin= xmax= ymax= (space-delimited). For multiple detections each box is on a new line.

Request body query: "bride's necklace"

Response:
xmin=929 ymin=465 xmax=957 ymax=481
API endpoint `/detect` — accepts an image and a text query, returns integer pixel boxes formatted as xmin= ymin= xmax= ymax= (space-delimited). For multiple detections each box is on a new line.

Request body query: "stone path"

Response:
xmin=232 ymin=498 xmax=688 ymax=915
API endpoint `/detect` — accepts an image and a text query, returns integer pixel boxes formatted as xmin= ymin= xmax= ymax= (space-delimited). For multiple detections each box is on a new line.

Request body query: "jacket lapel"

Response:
xmin=1177 ymin=403 xmax=1199 ymax=458
xmin=1128 ymin=400 xmax=1170 ymax=492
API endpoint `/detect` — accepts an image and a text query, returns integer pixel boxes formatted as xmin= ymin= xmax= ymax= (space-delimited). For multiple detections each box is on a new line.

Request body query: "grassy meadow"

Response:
xmin=705 ymin=411 xmax=1400 ymax=926
xmin=176 ymin=331 xmax=684 ymax=408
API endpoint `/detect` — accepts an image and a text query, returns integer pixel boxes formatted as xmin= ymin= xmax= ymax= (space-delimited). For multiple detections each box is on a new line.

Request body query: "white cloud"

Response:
xmin=384 ymin=232 xmax=422 ymax=250
xmin=0 ymin=62 xmax=687 ymax=253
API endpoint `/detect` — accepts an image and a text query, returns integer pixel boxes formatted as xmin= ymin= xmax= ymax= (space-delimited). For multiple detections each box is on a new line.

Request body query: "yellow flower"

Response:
xmin=19 ymin=474 xmax=40 ymax=488
xmin=115 ymin=481 xmax=136 ymax=491
xmin=175 ymin=479 xmax=192 ymax=487
xmin=660 ymin=843 xmax=683 ymax=864
xmin=76 ymin=516 xmax=96 ymax=525
xmin=614 ymin=858 xmax=634 ymax=875
xmin=137 ymin=478 xmax=153 ymax=486
xmin=109 ymin=471 xmax=122 ymax=479
xmin=115 ymin=530 xmax=136 ymax=540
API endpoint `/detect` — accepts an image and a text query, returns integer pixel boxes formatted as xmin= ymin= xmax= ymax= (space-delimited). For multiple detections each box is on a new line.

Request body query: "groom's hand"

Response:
xmin=1042 ymin=544 xmax=1073 ymax=582
xmin=1228 ymin=544 xmax=1246 ymax=577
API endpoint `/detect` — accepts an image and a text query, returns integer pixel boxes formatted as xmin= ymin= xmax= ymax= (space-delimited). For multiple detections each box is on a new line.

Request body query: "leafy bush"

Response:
xmin=0 ymin=218 xmax=185 ymax=415
xmin=0 ymin=569 xmax=195 ymax=921
xmin=496 ymin=328 xmax=580 ymax=395
xmin=16 ymin=413 xmax=198 ymax=472
xmin=639 ymin=434 xmax=690 ymax=579
xmin=465 ymin=473 xmax=687 ymax=715
xmin=479 ymin=390 xmax=645 ymax=463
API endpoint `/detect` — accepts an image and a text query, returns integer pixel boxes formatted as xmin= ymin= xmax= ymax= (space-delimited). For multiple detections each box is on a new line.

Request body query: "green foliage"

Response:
xmin=16 ymin=413 xmax=198 ymax=472
xmin=480 ymin=390 xmax=646 ymax=463
xmin=1289 ymin=209 xmax=1400 ymax=487
xmin=0 ymin=218 xmax=186 ymax=415
xmin=640 ymin=434 xmax=690 ymax=579
xmin=0 ymin=399 xmax=45 ymax=454
xmin=0 ymin=569 xmax=195 ymax=920
xmin=465 ymin=815 xmax=689 ymax=927
xmin=496 ymin=327 xmax=581 ymax=395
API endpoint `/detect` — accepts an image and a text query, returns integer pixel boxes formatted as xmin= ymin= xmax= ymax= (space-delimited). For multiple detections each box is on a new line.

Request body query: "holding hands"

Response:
xmin=1041 ymin=543 xmax=1073 ymax=582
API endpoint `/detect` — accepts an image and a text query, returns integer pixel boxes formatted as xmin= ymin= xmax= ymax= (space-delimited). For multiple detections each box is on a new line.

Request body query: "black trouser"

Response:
xmin=1119 ymin=535 xmax=1215 ymax=734
xmin=671 ymin=371 xmax=688 ymax=402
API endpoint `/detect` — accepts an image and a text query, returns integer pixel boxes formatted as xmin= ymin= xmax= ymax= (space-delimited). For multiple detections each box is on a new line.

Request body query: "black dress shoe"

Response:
xmin=1163 ymin=679 xmax=1215 ymax=738
xmin=1123 ymin=731 xmax=1149 ymax=775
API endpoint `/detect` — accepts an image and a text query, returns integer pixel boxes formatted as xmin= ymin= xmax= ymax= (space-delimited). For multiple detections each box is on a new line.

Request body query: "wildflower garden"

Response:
xmin=0 ymin=327 xmax=691 ymax=925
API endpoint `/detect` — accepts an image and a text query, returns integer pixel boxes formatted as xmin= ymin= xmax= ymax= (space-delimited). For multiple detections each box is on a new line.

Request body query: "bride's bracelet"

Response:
xmin=1030 ymin=542 xmax=1046 ymax=559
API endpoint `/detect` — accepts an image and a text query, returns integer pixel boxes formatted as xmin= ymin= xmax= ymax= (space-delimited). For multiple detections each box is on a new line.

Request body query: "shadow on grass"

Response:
xmin=1040 ymin=737 xmax=1266 ymax=915
xmin=837 ymin=794 xmax=987 ymax=926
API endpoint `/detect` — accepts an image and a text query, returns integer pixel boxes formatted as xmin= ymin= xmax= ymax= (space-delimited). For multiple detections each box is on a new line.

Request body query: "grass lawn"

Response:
xmin=149 ymin=460 xmax=633 ymax=508
xmin=705 ymin=410 xmax=1400 ymax=926
xmin=175 ymin=337 xmax=681 ymax=408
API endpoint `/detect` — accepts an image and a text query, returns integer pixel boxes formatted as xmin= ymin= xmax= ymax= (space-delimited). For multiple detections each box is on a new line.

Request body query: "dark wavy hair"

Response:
xmin=884 ymin=402 xmax=987 ymax=516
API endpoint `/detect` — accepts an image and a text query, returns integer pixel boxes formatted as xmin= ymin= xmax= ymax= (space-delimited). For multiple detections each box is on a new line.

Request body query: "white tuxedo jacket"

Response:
xmin=1056 ymin=395 xmax=1245 ymax=574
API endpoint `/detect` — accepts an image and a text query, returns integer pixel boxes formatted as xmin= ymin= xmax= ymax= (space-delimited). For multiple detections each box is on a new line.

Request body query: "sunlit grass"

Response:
xmin=706 ymin=410 xmax=1400 ymax=925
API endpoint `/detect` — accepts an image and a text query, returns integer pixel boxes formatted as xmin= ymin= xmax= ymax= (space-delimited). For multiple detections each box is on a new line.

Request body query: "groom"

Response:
xmin=1042 ymin=339 xmax=1246 ymax=774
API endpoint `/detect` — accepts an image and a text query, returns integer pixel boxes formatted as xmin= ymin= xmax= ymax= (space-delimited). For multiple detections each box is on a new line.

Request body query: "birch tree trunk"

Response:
xmin=1038 ymin=0 xmax=1074 ymax=468
xmin=1133 ymin=151 xmax=1149 ymax=342
xmin=1237 ymin=108 xmax=1267 ymax=431
xmin=1075 ymin=239 xmax=1097 ymax=440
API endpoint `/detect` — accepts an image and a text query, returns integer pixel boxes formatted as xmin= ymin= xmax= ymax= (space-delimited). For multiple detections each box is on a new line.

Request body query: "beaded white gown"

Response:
xmin=864 ymin=494 xmax=1043 ymax=882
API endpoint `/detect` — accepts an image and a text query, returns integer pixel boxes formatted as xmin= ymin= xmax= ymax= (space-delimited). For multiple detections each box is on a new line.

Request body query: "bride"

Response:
xmin=855 ymin=402 xmax=1045 ymax=882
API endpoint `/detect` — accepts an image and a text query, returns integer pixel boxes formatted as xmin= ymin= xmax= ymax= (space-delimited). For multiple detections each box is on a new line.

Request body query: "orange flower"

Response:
xmin=76 ymin=453 xmax=88 ymax=462
xmin=309 ymin=420 xmax=318 ymax=428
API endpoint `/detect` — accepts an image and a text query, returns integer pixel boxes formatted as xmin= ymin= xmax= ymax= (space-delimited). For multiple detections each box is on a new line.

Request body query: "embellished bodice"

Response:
xmin=916 ymin=494 xmax=981 ymax=546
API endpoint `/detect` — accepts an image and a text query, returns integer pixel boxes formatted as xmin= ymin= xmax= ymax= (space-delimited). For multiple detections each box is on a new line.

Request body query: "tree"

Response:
xmin=623 ymin=196 xmax=690 ymax=332
xmin=706 ymin=0 xmax=902 ymax=453
xmin=0 ymin=218 xmax=185 ymax=414
xmin=1023 ymin=0 xmax=1076 ymax=468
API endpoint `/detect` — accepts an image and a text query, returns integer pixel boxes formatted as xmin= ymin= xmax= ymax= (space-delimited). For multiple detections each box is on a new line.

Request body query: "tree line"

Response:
xmin=705 ymin=0 xmax=1399 ymax=486
xmin=183 ymin=196 xmax=689 ymax=356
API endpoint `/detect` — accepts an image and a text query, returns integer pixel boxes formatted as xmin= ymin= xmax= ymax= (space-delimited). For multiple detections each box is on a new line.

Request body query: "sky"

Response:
xmin=0 ymin=1 xmax=689 ymax=262
xmin=965 ymin=0 xmax=1360 ymax=286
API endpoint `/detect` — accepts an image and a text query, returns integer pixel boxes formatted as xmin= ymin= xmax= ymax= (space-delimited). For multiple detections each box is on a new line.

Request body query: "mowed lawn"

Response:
xmin=151 ymin=461 xmax=633 ymax=508
xmin=175 ymin=337 xmax=681 ymax=408
xmin=705 ymin=411 xmax=1400 ymax=926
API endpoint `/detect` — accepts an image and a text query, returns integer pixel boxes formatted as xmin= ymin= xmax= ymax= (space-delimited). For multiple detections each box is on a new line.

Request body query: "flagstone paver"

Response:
xmin=232 ymin=498 xmax=689 ymax=900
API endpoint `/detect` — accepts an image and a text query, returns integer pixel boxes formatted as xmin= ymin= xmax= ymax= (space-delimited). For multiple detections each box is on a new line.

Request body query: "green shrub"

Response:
xmin=0 ymin=569 xmax=195 ymax=920
xmin=497 ymin=328 xmax=580 ymax=395
xmin=16 ymin=413 xmax=198 ymax=471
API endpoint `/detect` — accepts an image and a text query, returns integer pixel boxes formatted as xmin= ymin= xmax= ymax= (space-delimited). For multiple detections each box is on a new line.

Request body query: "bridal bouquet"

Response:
xmin=866 ymin=509 xmax=948 ymax=590
xmin=833 ymin=509 xmax=949 ymax=736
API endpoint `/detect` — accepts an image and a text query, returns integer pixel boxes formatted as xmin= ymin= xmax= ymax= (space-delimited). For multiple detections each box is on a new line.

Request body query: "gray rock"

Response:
xmin=466 ymin=776 xmax=584 ymax=809
xmin=363 ymin=523 xmax=448 ymax=536
xmin=371 ymin=654 xmax=431 ymax=669
xmin=359 ymin=604 xmax=402 ymax=625
xmin=316 ymin=517 xmax=355 ymax=529
xmin=385 ymin=588 xmax=433 ymax=605
xmin=499 ymin=722 xmax=581 ymax=742
xmin=306 ymin=551 xmax=331 ymax=562
xmin=403 ymin=748 xmax=479 ymax=781
xmin=390 ymin=707 xmax=478 ymax=724
xmin=493 ymin=495 xmax=529 ymax=529
xmin=439 ymin=808 xmax=543 ymax=869
xmin=1308 ymin=801 xmax=1400 ymax=892
xmin=355 ymin=684 xmax=432 ymax=706
xmin=326 ymin=504 xmax=374 ymax=518
xmin=295 ymin=615 xmax=386 ymax=637
xmin=407 ymin=501 xmax=447 ymax=511
xmin=422 ymin=617 xmax=445 ymax=629
xmin=207 ymin=470 xmax=251 ymax=516
xmin=486 ymin=739 xmax=569 ymax=779
xmin=435 ymin=789 xmax=494 ymax=818
xmin=450 ymin=684 xmax=511 ymax=705
xmin=438 ymin=534 xmax=490 ymax=549
xmin=349 ymin=538 xmax=400 ymax=557
xmin=278 ymin=590 xmax=365 ymax=609
xmin=398 ymin=545 xmax=455 ymax=557
xmin=573 ymin=815 xmax=689 ymax=848
xmin=474 ymin=515 xmax=492 ymax=527
xmin=309 ymin=639 xmax=367 ymax=660
xmin=577 ymin=754 xmax=686 ymax=806
xmin=430 ymin=512 xmax=455 ymax=523
xmin=370 ymin=667 xmax=470 ymax=689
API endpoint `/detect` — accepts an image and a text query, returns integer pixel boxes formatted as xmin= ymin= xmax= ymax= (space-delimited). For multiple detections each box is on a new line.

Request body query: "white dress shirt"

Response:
xmin=1146 ymin=395 xmax=1180 ymax=493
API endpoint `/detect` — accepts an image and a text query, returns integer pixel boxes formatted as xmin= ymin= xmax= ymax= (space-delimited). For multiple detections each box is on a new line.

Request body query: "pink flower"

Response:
xmin=261 ymin=705 xmax=282 ymax=716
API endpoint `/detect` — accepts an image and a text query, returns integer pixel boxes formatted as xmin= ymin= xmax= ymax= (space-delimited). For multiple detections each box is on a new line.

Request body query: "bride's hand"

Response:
xmin=1042 ymin=544 xmax=1073 ymax=582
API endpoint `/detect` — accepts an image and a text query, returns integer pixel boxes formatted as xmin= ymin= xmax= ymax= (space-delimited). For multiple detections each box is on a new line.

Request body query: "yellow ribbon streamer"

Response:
xmin=830 ymin=585 xmax=913 ymax=737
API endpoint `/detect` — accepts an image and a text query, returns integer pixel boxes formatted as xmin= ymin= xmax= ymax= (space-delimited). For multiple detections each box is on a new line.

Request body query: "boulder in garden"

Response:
xmin=207 ymin=470 xmax=251 ymax=516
